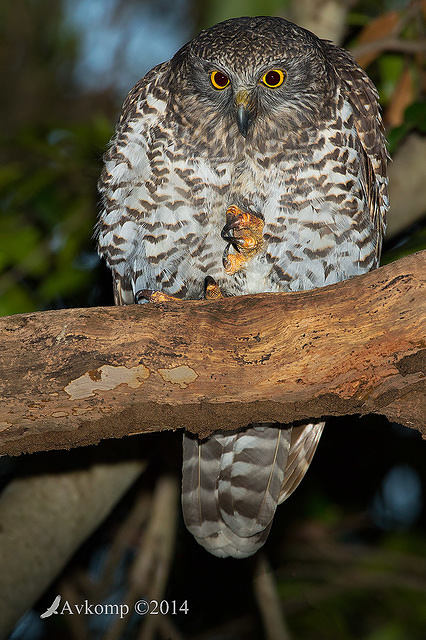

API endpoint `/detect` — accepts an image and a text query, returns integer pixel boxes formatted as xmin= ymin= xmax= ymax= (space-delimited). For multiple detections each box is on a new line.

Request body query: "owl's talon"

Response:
xmin=221 ymin=205 xmax=265 ymax=274
xmin=135 ymin=289 xmax=181 ymax=303
xmin=135 ymin=289 xmax=153 ymax=303
xmin=204 ymin=276 xmax=224 ymax=299
xmin=223 ymin=244 xmax=247 ymax=275
xmin=222 ymin=206 xmax=264 ymax=252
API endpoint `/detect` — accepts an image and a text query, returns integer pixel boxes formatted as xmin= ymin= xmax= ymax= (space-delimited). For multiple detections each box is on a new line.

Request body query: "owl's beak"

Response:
xmin=235 ymin=91 xmax=254 ymax=138
xmin=236 ymin=105 xmax=250 ymax=137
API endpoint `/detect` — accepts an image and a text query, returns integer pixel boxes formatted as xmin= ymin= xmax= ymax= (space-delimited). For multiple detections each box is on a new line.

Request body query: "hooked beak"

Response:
xmin=235 ymin=91 xmax=255 ymax=138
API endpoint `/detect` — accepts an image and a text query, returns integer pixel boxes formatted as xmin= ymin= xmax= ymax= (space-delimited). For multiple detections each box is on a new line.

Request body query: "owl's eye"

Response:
xmin=210 ymin=70 xmax=230 ymax=90
xmin=261 ymin=69 xmax=286 ymax=88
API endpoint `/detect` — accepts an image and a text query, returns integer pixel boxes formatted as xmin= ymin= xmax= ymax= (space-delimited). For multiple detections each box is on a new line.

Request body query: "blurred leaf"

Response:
xmin=387 ymin=101 xmax=426 ymax=154
xmin=355 ymin=11 xmax=400 ymax=68
xmin=384 ymin=66 xmax=414 ymax=128
xmin=377 ymin=54 xmax=405 ymax=104
xmin=365 ymin=622 xmax=411 ymax=640
xmin=0 ymin=284 xmax=35 ymax=316
xmin=0 ymin=217 xmax=42 ymax=269
xmin=39 ymin=266 xmax=90 ymax=300
xmin=0 ymin=117 xmax=112 ymax=315
xmin=405 ymin=102 xmax=426 ymax=131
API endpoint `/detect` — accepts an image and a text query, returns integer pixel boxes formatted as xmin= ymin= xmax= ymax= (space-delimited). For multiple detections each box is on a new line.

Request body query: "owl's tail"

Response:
xmin=181 ymin=422 xmax=324 ymax=558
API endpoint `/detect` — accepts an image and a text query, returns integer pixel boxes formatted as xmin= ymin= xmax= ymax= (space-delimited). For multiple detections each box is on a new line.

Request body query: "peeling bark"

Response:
xmin=0 ymin=251 xmax=424 ymax=456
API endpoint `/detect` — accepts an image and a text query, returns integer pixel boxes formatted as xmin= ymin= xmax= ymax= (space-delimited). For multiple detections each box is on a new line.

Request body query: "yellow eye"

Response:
xmin=210 ymin=70 xmax=230 ymax=90
xmin=261 ymin=69 xmax=286 ymax=88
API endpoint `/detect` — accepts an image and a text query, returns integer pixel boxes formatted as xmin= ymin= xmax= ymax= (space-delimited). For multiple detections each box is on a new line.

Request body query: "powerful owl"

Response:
xmin=97 ymin=17 xmax=388 ymax=558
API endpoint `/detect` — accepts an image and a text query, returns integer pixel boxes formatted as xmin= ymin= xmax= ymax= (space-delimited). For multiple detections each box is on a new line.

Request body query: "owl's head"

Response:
xmin=170 ymin=16 xmax=337 ymax=139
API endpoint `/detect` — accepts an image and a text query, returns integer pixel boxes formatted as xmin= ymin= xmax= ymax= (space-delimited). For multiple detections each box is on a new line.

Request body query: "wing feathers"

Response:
xmin=279 ymin=422 xmax=325 ymax=504
xmin=324 ymin=43 xmax=389 ymax=249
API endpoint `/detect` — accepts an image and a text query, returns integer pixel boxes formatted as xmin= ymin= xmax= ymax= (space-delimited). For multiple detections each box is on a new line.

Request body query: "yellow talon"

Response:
xmin=205 ymin=276 xmax=224 ymax=299
xmin=223 ymin=251 xmax=248 ymax=276
xmin=135 ymin=289 xmax=182 ymax=303
xmin=221 ymin=205 xmax=265 ymax=274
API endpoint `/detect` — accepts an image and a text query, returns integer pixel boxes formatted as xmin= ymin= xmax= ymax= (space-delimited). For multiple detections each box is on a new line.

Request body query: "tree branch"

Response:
xmin=351 ymin=36 xmax=426 ymax=61
xmin=0 ymin=251 xmax=424 ymax=456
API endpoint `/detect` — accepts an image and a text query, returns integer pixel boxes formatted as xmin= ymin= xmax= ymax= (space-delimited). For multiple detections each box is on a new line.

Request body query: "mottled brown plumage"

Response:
xmin=97 ymin=16 xmax=388 ymax=558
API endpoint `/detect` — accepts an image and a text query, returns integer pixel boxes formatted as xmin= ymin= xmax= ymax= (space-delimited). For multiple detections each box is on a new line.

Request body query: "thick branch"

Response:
xmin=0 ymin=251 xmax=424 ymax=456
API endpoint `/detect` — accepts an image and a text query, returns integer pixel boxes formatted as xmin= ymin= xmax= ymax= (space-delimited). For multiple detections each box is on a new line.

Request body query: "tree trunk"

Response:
xmin=0 ymin=456 xmax=145 ymax=639
xmin=0 ymin=250 xmax=424 ymax=456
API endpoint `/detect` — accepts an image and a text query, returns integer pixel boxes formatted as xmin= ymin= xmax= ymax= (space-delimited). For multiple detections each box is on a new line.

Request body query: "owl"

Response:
xmin=97 ymin=16 xmax=388 ymax=558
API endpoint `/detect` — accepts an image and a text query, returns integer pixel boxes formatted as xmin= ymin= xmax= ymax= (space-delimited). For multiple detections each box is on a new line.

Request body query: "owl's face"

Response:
xmin=170 ymin=17 xmax=336 ymax=141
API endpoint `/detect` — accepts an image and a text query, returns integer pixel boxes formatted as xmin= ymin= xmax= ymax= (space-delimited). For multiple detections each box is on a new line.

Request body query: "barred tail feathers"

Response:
xmin=182 ymin=425 xmax=293 ymax=558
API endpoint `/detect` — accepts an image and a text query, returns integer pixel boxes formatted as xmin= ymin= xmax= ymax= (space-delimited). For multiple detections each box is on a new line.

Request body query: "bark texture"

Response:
xmin=0 ymin=251 xmax=424 ymax=456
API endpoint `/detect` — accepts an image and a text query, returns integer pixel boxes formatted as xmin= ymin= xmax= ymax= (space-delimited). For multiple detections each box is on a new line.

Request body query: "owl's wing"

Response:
xmin=325 ymin=44 xmax=389 ymax=261
xmin=96 ymin=61 xmax=172 ymax=304
xmin=278 ymin=421 xmax=325 ymax=503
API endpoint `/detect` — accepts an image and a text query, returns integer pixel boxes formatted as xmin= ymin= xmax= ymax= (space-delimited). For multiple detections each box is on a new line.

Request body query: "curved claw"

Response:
xmin=221 ymin=207 xmax=250 ymax=242
xmin=135 ymin=289 xmax=181 ymax=303
xmin=223 ymin=243 xmax=247 ymax=275
xmin=204 ymin=276 xmax=224 ymax=299
xmin=221 ymin=205 xmax=264 ymax=255
xmin=135 ymin=289 xmax=153 ymax=303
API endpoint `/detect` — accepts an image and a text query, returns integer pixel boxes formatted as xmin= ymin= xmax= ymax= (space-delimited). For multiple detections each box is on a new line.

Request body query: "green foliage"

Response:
xmin=387 ymin=101 xmax=426 ymax=155
xmin=377 ymin=54 xmax=406 ymax=104
xmin=0 ymin=116 xmax=113 ymax=315
xmin=276 ymin=529 xmax=426 ymax=640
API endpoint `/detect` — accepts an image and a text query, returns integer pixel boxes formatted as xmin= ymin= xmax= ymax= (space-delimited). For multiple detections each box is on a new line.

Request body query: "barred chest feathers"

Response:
xmin=99 ymin=96 xmax=380 ymax=301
